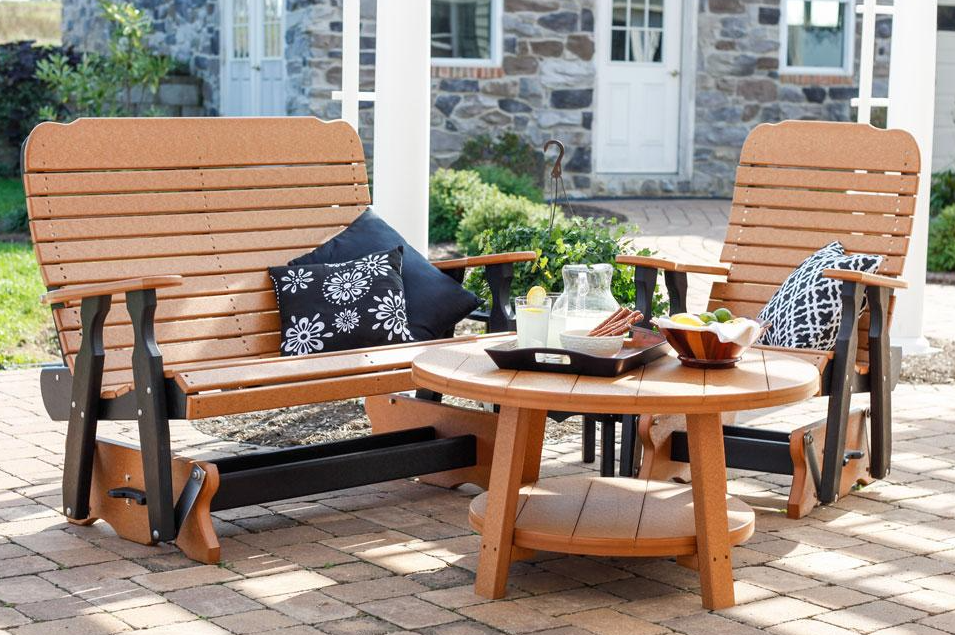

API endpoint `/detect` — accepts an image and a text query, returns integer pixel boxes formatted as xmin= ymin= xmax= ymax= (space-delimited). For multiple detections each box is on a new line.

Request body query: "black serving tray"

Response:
xmin=485 ymin=327 xmax=671 ymax=377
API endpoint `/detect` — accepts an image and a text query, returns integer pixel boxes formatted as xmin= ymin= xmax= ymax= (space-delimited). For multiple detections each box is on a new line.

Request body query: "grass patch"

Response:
xmin=0 ymin=1 xmax=61 ymax=45
xmin=0 ymin=241 xmax=55 ymax=368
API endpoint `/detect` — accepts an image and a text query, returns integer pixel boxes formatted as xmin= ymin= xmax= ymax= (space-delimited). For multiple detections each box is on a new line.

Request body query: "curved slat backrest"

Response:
xmin=23 ymin=117 xmax=370 ymax=391
xmin=708 ymin=120 xmax=921 ymax=363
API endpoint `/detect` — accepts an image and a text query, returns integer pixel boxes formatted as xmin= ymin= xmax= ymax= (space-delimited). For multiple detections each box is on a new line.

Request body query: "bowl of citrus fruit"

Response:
xmin=654 ymin=308 xmax=769 ymax=369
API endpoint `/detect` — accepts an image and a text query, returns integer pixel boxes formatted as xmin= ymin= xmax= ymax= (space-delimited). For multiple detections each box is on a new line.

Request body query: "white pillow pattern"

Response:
xmin=757 ymin=241 xmax=882 ymax=351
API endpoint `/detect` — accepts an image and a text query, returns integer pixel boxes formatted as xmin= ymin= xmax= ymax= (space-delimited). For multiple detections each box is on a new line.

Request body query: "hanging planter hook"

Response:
xmin=543 ymin=139 xmax=572 ymax=232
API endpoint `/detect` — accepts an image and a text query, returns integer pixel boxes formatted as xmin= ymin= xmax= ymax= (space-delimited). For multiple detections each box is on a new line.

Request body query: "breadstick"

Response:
xmin=591 ymin=312 xmax=635 ymax=336
xmin=588 ymin=307 xmax=628 ymax=335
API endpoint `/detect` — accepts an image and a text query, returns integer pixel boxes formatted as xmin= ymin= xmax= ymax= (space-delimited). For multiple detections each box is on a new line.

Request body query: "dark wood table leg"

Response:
xmin=685 ymin=411 xmax=736 ymax=609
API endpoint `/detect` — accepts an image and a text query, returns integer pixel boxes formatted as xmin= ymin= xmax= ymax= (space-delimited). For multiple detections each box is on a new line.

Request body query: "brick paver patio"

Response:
xmin=1 ymin=199 xmax=953 ymax=634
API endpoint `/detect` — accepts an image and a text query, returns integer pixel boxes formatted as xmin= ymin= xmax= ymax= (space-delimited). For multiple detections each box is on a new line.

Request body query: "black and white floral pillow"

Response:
xmin=269 ymin=247 xmax=413 ymax=356
xmin=757 ymin=241 xmax=882 ymax=351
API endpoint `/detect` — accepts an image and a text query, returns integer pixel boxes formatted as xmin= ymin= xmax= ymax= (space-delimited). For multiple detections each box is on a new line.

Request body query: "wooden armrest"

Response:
xmin=615 ymin=255 xmax=730 ymax=277
xmin=430 ymin=251 xmax=537 ymax=271
xmin=822 ymin=269 xmax=908 ymax=290
xmin=42 ymin=275 xmax=183 ymax=305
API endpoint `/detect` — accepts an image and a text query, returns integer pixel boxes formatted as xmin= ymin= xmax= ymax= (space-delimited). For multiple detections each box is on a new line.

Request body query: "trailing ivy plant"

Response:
xmin=465 ymin=216 xmax=667 ymax=317
xmin=35 ymin=0 xmax=172 ymax=120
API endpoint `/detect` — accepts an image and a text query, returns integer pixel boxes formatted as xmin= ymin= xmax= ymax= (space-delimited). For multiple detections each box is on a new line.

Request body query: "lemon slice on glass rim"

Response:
xmin=526 ymin=285 xmax=547 ymax=306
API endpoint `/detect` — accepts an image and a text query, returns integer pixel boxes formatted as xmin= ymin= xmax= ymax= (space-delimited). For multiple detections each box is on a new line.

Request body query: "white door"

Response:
xmin=222 ymin=0 xmax=286 ymax=116
xmin=595 ymin=0 xmax=682 ymax=174
xmin=934 ymin=5 xmax=955 ymax=172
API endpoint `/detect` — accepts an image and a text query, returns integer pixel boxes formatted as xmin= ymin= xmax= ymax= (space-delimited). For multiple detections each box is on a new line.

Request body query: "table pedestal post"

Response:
xmin=686 ymin=412 xmax=736 ymax=609
xmin=475 ymin=406 xmax=547 ymax=598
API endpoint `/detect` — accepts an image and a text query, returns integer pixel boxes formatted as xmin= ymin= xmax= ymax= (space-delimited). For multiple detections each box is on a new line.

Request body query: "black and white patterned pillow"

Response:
xmin=268 ymin=247 xmax=413 ymax=356
xmin=757 ymin=241 xmax=882 ymax=350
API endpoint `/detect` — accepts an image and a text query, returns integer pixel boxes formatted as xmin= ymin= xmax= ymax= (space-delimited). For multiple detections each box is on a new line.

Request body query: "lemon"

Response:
xmin=671 ymin=313 xmax=705 ymax=327
xmin=526 ymin=285 xmax=547 ymax=306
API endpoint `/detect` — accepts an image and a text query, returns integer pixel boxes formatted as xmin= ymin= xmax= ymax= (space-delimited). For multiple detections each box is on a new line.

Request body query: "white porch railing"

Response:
xmin=853 ymin=0 xmax=937 ymax=355
xmin=333 ymin=0 xmax=431 ymax=254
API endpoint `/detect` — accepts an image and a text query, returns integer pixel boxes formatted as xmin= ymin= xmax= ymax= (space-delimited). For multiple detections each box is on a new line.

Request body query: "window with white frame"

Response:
xmin=781 ymin=0 xmax=855 ymax=74
xmin=431 ymin=0 xmax=501 ymax=66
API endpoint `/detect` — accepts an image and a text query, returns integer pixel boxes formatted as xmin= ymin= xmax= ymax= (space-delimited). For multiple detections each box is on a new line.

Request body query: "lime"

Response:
xmin=713 ymin=308 xmax=734 ymax=323
xmin=699 ymin=311 xmax=717 ymax=324
xmin=526 ymin=285 xmax=547 ymax=306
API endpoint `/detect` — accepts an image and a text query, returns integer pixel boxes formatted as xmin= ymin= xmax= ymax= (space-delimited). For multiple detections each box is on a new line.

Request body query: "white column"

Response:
xmin=887 ymin=0 xmax=937 ymax=355
xmin=372 ymin=0 xmax=432 ymax=254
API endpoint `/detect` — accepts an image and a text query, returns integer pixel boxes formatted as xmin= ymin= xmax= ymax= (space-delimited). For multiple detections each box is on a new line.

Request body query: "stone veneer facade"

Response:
xmin=60 ymin=0 xmax=892 ymax=197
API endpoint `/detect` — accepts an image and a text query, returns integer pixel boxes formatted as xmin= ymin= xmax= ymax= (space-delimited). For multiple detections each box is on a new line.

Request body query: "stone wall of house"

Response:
xmin=61 ymin=0 xmax=220 ymax=113
xmin=299 ymin=0 xmax=596 ymax=196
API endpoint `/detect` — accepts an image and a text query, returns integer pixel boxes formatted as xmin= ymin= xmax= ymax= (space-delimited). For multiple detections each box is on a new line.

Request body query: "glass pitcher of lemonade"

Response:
xmin=548 ymin=264 xmax=619 ymax=346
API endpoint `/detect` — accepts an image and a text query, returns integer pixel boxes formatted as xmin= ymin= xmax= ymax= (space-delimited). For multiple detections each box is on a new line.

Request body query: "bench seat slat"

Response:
xmin=55 ymin=290 xmax=277 ymax=330
xmin=61 ymin=312 xmax=281 ymax=354
xmin=734 ymin=166 xmax=918 ymax=195
xmin=24 ymin=164 xmax=367 ymax=196
xmin=31 ymin=206 xmax=364 ymax=242
xmin=729 ymin=206 xmax=913 ymax=236
xmin=719 ymin=244 xmax=905 ymax=276
xmin=725 ymin=225 xmax=909 ymax=257
xmin=36 ymin=226 xmax=341 ymax=264
xmin=42 ymin=248 xmax=309 ymax=285
xmin=28 ymin=184 xmax=370 ymax=219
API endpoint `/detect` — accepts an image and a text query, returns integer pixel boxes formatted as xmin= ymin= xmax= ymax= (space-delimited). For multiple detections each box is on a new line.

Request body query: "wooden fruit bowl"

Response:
xmin=657 ymin=320 xmax=770 ymax=369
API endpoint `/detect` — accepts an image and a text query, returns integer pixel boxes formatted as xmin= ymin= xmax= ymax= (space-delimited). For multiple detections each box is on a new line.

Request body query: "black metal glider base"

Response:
xmin=76 ymin=426 xmax=477 ymax=564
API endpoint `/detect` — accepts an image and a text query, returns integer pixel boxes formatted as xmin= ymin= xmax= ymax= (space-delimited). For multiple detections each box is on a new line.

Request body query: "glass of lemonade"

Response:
xmin=515 ymin=296 xmax=552 ymax=348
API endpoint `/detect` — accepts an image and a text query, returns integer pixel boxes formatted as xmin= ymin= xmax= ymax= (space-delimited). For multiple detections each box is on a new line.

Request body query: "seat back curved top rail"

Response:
xmin=23 ymin=117 xmax=371 ymax=397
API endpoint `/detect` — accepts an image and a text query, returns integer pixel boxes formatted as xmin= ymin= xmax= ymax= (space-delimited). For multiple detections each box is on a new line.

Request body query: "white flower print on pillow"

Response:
xmin=368 ymin=289 xmax=412 ymax=342
xmin=323 ymin=269 xmax=371 ymax=304
xmin=354 ymin=252 xmax=394 ymax=278
xmin=280 ymin=268 xmax=314 ymax=294
xmin=283 ymin=314 xmax=334 ymax=356
xmin=334 ymin=308 xmax=360 ymax=333
xmin=269 ymin=247 xmax=407 ymax=356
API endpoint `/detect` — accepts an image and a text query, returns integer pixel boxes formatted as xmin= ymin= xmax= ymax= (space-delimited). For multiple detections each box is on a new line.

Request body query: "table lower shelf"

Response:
xmin=469 ymin=475 xmax=755 ymax=557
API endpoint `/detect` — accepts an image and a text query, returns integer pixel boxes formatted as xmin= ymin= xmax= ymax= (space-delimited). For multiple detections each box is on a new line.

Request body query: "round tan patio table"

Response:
xmin=411 ymin=336 xmax=820 ymax=610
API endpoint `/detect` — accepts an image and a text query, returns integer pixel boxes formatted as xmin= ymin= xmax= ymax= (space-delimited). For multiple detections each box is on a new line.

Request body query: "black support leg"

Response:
xmin=663 ymin=270 xmax=689 ymax=316
xmin=600 ymin=417 xmax=615 ymax=477
xmin=485 ymin=263 xmax=515 ymax=332
xmin=633 ymin=266 xmax=658 ymax=329
xmin=62 ymin=295 xmax=111 ymax=521
xmin=582 ymin=415 xmax=596 ymax=463
xmin=620 ymin=415 xmax=637 ymax=477
xmin=819 ymin=281 xmax=864 ymax=505
xmin=866 ymin=285 xmax=893 ymax=479
xmin=127 ymin=289 xmax=176 ymax=542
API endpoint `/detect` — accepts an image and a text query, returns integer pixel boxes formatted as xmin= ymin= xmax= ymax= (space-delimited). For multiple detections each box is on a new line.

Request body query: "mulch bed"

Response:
xmin=900 ymin=338 xmax=955 ymax=384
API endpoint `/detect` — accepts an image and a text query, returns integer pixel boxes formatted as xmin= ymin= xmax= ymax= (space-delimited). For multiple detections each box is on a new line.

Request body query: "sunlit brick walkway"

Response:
xmin=1 ymin=199 xmax=953 ymax=634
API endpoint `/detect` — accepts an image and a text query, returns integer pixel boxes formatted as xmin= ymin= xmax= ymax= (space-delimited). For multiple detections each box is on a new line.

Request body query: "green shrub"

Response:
xmin=0 ymin=41 xmax=76 ymax=175
xmin=928 ymin=205 xmax=955 ymax=272
xmin=931 ymin=170 xmax=955 ymax=218
xmin=35 ymin=0 xmax=172 ymax=120
xmin=429 ymin=168 xmax=485 ymax=243
xmin=0 ymin=178 xmax=28 ymax=233
xmin=456 ymin=187 xmax=554 ymax=255
xmin=465 ymin=216 xmax=666 ymax=316
xmin=472 ymin=165 xmax=543 ymax=203
xmin=453 ymin=132 xmax=543 ymax=186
